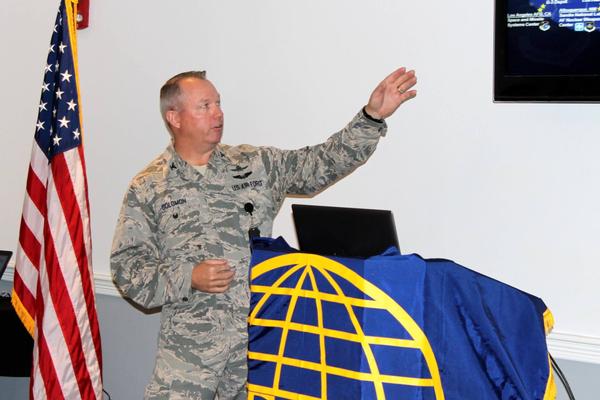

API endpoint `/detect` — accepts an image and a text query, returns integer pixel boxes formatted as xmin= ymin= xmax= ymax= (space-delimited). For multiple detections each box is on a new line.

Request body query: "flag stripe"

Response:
xmin=25 ymin=166 xmax=48 ymax=230
xmin=13 ymin=246 xmax=39 ymax=323
xmin=12 ymin=273 xmax=37 ymax=320
xmin=77 ymin=147 xmax=94 ymax=281
xmin=77 ymin=147 xmax=93 ymax=263
xmin=30 ymin=143 xmax=50 ymax=189
xmin=22 ymin=199 xmax=45 ymax=248
xmin=38 ymin=252 xmax=83 ymax=400
xmin=37 ymin=325 xmax=67 ymax=400
xmin=63 ymin=149 xmax=104 ymax=383
xmin=19 ymin=218 xmax=42 ymax=272
xmin=45 ymin=166 xmax=95 ymax=399
xmin=34 ymin=274 xmax=66 ymax=400
xmin=50 ymin=153 xmax=101 ymax=396
xmin=41 ymin=238 xmax=85 ymax=399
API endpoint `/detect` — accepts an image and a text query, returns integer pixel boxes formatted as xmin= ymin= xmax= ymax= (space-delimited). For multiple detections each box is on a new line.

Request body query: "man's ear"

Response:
xmin=166 ymin=110 xmax=180 ymax=129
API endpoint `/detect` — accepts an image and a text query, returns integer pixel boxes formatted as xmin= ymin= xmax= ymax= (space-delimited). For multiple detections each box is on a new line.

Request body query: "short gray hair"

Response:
xmin=159 ymin=70 xmax=206 ymax=133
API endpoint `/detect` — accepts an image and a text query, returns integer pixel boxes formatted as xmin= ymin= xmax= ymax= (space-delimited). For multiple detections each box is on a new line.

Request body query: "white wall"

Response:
xmin=2 ymin=0 xmax=599 ymax=348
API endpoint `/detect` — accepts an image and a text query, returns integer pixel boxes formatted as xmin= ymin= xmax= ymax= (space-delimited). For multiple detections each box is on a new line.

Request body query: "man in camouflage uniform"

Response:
xmin=110 ymin=68 xmax=417 ymax=399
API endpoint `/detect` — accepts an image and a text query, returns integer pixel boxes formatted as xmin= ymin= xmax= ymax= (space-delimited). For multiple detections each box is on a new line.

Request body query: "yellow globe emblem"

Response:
xmin=248 ymin=253 xmax=445 ymax=400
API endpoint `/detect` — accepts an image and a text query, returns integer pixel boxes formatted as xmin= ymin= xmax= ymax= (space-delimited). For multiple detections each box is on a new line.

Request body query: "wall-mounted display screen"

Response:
xmin=495 ymin=0 xmax=600 ymax=101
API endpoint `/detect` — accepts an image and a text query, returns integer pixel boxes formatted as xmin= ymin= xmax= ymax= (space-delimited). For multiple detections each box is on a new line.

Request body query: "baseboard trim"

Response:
xmin=547 ymin=331 xmax=600 ymax=365
xmin=93 ymin=271 xmax=120 ymax=296
xmin=4 ymin=265 xmax=600 ymax=365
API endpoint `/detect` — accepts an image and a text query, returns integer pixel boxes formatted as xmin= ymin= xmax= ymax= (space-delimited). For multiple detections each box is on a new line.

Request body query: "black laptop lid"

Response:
xmin=292 ymin=204 xmax=400 ymax=258
xmin=0 ymin=251 xmax=13 ymax=280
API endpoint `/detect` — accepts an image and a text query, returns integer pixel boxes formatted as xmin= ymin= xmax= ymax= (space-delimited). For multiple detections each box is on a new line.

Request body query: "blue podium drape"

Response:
xmin=247 ymin=237 xmax=555 ymax=400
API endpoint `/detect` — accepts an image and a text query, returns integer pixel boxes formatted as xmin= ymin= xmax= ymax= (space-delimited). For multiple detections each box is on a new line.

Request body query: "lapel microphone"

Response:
xmin=244 ymin=202 xmax=260 ymax=239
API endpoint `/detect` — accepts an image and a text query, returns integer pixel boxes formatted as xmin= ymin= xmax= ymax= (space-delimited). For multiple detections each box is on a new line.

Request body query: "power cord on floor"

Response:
xmin=550 ymin=353 xmax=576 ymax=400
xmin=103 ymin=388 xmax=112 ymax=400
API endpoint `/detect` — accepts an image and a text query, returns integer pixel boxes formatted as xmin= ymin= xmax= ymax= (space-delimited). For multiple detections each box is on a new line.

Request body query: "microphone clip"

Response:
xmin=244 ymin=202 xmax=260 ymax=240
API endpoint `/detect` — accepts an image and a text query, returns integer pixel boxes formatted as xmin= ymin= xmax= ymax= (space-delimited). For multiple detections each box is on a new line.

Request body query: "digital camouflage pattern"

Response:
xmin=110 ymin=110 xmax=387 ymax=399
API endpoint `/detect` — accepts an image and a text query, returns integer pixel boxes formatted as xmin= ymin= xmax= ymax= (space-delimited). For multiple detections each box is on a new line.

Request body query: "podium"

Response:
xmin=246 ymin=238 xmax=555 ymax=400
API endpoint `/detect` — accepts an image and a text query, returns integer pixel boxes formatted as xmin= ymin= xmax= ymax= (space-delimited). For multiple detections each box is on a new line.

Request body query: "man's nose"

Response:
xmin=212 ymin=104 xmax=223 ymax=119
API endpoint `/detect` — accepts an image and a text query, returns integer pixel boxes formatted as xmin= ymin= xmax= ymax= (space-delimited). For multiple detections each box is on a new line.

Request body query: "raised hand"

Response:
xmin=364 ymin=67 xmax=417 ymax=120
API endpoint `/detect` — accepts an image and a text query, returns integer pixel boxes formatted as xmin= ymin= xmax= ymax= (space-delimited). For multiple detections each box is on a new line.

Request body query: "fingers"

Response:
xmin=208 ymin=275 xmax=235 ymax=292
xmin=206 ymin=259 xmax=232 ymax=273
xmin=207 ymin=274 xmax=234 ymax=292
xmin=383 ymin=67 xmax=407 ymax=85
xmin=203 ymin=258 xmax=228 ymax=266
xmin=393 ymin=70 xmax=417 ymax=95
xmin=191 ymin=259 xmax=235 ymax=293
xmin=398 ymin=90 xmax=417 ymax=106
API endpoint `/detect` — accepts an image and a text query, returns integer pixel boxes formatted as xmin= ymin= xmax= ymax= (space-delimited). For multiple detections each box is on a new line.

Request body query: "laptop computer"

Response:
xmin=0 ymin=250 xmax=13 ymax=280
xmin=292 ymin=204 xmax=400 ymax=258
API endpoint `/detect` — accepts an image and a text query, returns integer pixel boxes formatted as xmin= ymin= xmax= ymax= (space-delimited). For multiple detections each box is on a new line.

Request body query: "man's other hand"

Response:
xmin=191 ymin=259 xmax=234 ymax=293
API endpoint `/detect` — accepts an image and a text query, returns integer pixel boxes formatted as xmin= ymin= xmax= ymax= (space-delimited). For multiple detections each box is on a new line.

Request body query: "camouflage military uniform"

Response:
xmin=110 ymin=110 xmax=387 ymax=399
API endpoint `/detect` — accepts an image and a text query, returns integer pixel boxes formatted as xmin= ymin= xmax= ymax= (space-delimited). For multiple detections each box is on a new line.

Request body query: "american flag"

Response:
xmin=11 ymin=1 xmax=103 ymax=399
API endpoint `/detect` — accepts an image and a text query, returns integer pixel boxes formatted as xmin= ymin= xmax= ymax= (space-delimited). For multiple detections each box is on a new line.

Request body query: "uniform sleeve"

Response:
xmin=263 ymin=109 xmax=387 ymax=201
xmin=110 ymin=184 xmax=194 ymax=309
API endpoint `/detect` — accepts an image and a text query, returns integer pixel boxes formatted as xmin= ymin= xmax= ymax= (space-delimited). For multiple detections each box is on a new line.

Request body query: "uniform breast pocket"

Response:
xmin=156 ymin=197 xmax=206 ymax=259
xmin=157 ymin=205 xmax=185 ymax=235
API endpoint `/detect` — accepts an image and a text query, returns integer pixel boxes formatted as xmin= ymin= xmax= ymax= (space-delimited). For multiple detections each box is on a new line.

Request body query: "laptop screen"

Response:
xmin=0 ymin=250 xmax=13 ymax=280
xmin=292 ymin=204 xmax=400 ymax=258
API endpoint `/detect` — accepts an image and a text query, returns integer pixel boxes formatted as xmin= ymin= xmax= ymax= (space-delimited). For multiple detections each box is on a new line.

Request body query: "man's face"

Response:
xmin=172 ymin=78 xmax=224 ymax=149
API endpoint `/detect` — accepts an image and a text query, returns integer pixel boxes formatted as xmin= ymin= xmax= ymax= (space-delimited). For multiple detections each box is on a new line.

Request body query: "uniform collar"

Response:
xmin=165 ymin=143 xmax=229 ymax=181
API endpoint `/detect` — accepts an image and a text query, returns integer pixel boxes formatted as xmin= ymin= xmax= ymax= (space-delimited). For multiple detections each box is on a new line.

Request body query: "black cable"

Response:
xmin=103 ymin=388 xmax=112 ymax=400
xmin=550 ymin=353 xmax=576 ymax=400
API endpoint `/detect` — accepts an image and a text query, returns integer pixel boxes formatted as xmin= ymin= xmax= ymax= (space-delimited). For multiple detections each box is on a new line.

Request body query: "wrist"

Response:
xmin=363 ymin=106 xmax=384 ymax=122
